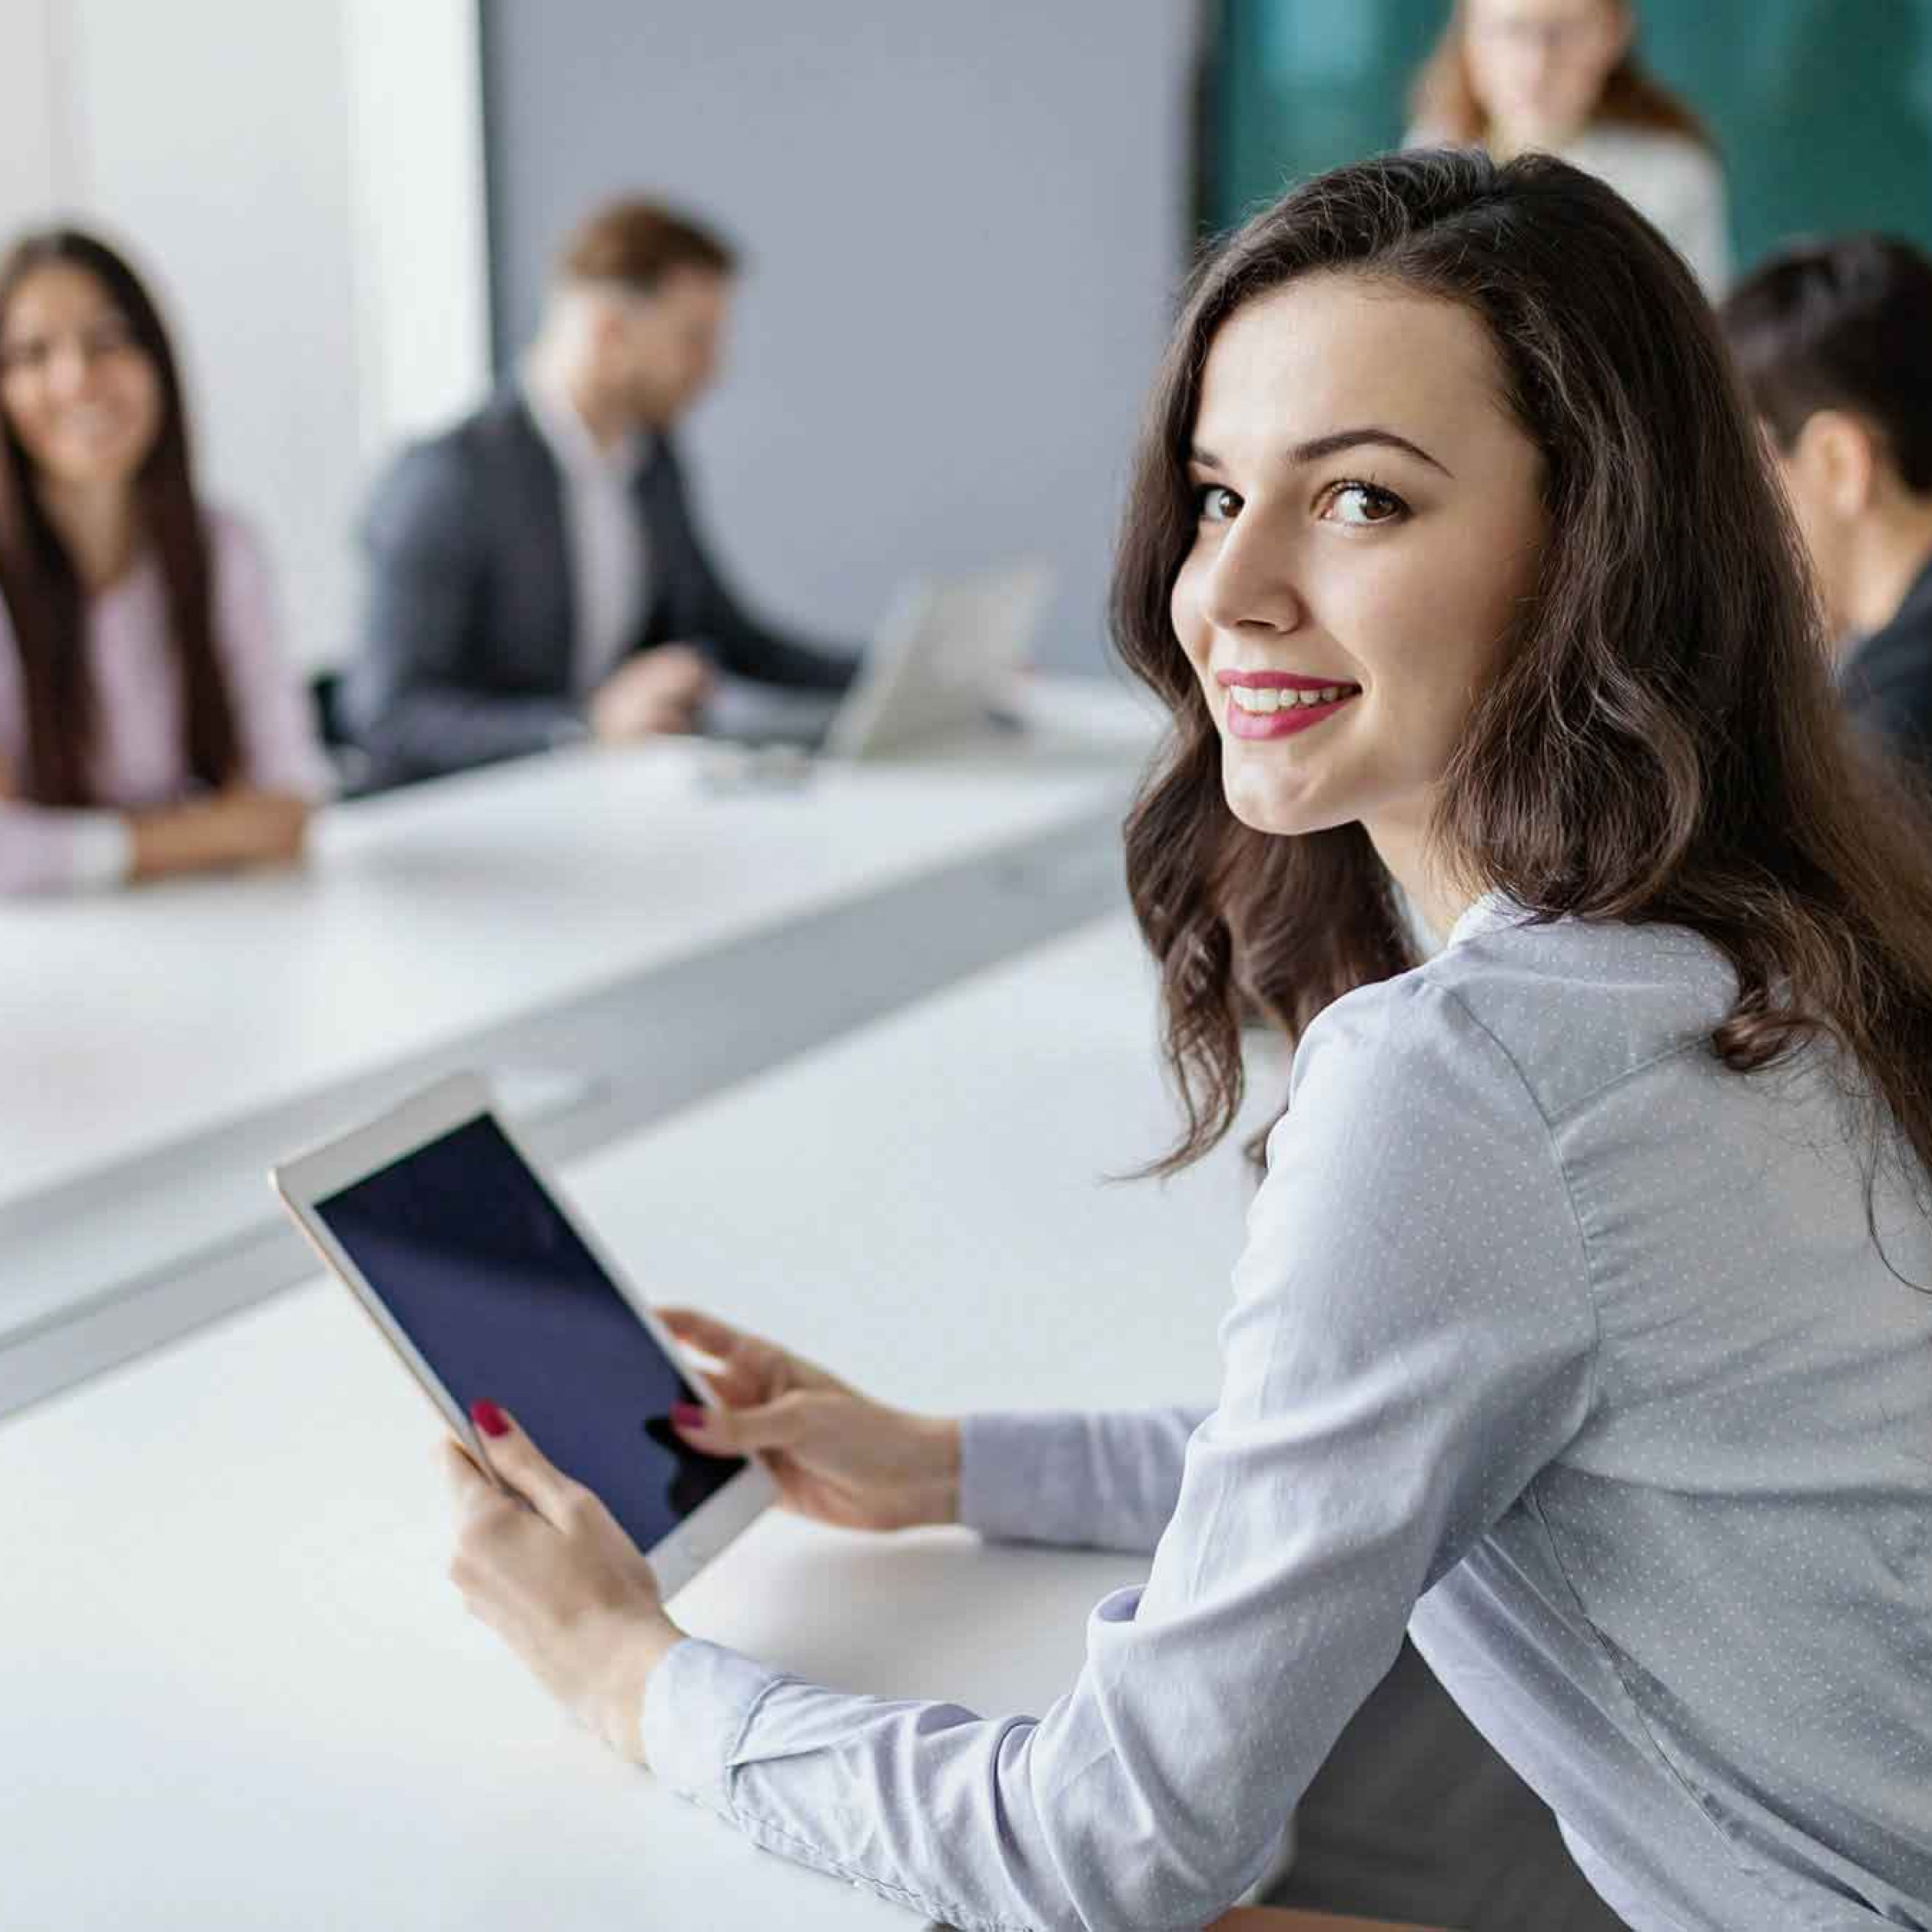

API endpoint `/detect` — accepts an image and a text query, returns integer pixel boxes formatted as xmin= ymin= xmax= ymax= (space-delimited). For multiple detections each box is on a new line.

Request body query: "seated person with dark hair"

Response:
xmin=1723 ymin=235 xmax=1932 ymax=780
xmin=342 ymin=196 xmax=856 ymax=787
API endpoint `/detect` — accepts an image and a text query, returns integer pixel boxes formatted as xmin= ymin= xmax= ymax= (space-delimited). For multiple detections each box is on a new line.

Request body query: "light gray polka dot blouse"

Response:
xmin=644 ymin=894 xmax=1932 ymax=1931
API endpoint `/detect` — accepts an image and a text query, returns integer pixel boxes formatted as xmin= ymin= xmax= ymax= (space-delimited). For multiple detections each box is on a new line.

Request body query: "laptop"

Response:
xmin=702 ymin=561 xmax=1052 ymax=757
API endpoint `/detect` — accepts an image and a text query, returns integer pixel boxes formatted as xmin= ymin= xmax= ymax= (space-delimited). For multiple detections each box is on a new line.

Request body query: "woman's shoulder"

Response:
xmin=1292 ymin=902 xmax=1732 ymax=1127
xmin=200 ymin=502 xmax=269 ymax=576
xmin=200 ymin=503 xmax=281 ymax=622
xmin=1416 ymin=903 xmax=1733 ymax=1120
xmin=196 ymin=505 xmax=293 ymax=674
xmin=1568 ymin=122 xmax=1724 ymax=194
xmin=1401 ymin=122 xmax=1471 ymax=152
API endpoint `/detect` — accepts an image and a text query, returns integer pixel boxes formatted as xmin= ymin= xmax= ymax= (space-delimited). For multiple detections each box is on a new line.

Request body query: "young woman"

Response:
xmin=438 ymin=151 xmax=1932 ymax=1931
xmin=0 ymin=229 xmax=328 ymax=895
xmin=1409 ymin=0 xmax=1731 ymax=295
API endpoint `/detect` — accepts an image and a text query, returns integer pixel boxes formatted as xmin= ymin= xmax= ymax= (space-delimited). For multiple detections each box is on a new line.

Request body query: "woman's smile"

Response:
xmin=1216 ymin=667 xmax=1363 ymax=739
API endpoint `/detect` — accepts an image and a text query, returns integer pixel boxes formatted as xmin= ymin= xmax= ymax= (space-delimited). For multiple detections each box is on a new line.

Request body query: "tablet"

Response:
xmin=271 ymin=1071 xmax=774 ymax=1596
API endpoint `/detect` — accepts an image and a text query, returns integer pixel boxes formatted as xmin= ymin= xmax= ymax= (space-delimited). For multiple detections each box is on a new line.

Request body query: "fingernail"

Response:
xmin=471 ymin=1399 xmax=510 ymax=1439
xmin=670 ymin=1403 xmax=708 ymax=1430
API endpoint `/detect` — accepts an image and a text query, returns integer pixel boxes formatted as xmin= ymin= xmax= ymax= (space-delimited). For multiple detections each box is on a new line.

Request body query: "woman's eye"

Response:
xmin=1195 ymin=484 xmax=1241 ymax=523
xmin=1321 ymin=481 xmax=1406 ymax=527
xmin=85 ymin=318 xmax=137 ymax=358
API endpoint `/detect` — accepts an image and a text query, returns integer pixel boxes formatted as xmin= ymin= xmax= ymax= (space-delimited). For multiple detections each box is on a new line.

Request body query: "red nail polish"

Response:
xmin=670 ymin=1403 xmax=707 ymax=1430
xmin=471 ymin=1399 xmax=510 ymax=1439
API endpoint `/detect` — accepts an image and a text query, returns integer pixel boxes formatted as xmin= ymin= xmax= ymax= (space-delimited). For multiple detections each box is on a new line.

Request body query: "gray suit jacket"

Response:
xmin=1841 ymin=551 xmax=1932 ymax=793
xmin=342 ymin=390 xmax=855 ymax=783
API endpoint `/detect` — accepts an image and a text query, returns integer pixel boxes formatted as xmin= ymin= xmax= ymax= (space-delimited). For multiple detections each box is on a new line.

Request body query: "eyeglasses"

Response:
xmin=1472 ymin=14 xmax=1610 ymax=53
xmin=0 ymin=316 xmax=143 ymax=378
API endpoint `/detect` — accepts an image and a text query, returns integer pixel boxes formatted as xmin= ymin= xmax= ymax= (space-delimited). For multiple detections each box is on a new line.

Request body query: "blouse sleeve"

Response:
xmin=208 ymin=510 xmax=333 ymax=802
xmin=0 ymin=599 xmax=133 ymax=895
xmin=958 ymin=1407 xmax=1207 ymax=1554
xmin=0 ymin=802 xmax=133 ymax=895
xmin=639 ymin=972 xmax=1600 ymax=1932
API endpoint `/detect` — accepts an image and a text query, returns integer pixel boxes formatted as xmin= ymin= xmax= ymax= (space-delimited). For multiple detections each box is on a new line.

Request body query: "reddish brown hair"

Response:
xmin=0 ymin=229 xmax=237 ymax=807
xmin=1112 ymin=149 xmax=1932 ymax=1247
xmin=556 ymin=197 xmax=737 ymax=294
xmin=1410 ymin=0 xmax=1711 ymax=151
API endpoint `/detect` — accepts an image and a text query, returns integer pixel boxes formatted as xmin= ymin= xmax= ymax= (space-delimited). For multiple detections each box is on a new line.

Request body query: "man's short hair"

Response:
xmin=1721 ymin=234 xmax=1932 ymax=495
xmin=555 ymin=197 xmax=737 ymax=295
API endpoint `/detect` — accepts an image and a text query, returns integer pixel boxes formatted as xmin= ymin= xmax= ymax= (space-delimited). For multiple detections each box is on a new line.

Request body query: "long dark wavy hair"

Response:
xmin=0 ymin=228 xmax=237 ymax=806
xmin=1114 ymin=149 xmax=1932 ymax=1228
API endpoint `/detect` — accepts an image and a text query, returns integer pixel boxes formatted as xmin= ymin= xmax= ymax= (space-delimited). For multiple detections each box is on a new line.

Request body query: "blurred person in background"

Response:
xmin=1410 ymin=0 xmax=1730 ymax=295
xmin=0 ymin=229 xmax=328 ymax=897
xmin=1724 ymin=235 xmax=1932 ymax=786
xmin=341 ymin=197 xmax=856 ymax=790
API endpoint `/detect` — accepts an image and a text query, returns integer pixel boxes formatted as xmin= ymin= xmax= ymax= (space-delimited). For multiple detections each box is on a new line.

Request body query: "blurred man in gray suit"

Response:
xmin=343 ymin=198 xmax=855 ymax=786
xmin=1724 ymin=236 xmax=1932 ymax=788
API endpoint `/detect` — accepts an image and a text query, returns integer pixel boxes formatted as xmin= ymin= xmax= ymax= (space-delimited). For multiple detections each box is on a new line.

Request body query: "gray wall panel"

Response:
xmin=480 ymin=0 xmax=1198 ymax=673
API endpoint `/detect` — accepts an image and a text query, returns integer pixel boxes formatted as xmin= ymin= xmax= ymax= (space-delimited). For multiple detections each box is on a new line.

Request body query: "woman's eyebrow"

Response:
xmin=1190 ymin=427 xmax=1454 ymax=479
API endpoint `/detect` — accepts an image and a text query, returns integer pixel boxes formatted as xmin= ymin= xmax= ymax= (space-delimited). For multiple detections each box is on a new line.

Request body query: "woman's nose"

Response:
xmin=1524 ymin=38 xmax=1562 ymax=82
xmin=45 ymin=342 xmax=97 ymax=398
xmin=1200 ymin=528 xmax=1304 ymax=638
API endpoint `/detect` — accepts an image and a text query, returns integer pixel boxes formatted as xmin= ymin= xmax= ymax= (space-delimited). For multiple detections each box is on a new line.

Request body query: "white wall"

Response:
xmin=4 ymin=1 xmax=1199 ymax=675
xmin=341 ymin=0 xmax=492 ymax=472
xmin=0 ymin=2 xmax=64 ymax=229
xmin=0 ymin=0 xmax=489 ymax=673
xmin=483 ymin=0 xmax=1199 ymax=675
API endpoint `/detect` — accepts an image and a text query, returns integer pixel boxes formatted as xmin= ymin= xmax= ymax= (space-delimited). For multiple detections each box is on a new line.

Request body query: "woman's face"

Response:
xmin=1170 ymin=274 xmax=1546 ymax=857
xmin=0 ymin=262 xmax=163 ymax=494
xmin=1463 ymin=0 xmax=1631 ymax=147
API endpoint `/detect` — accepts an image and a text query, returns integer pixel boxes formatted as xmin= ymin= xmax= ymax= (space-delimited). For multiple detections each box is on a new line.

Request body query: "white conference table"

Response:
xmin=1 ymin=681 xmax=1160 ymax=1414
xmin=1 ymin=913 xmax=1278 ymax=1930
xmin=0 ymin=695 xmax=1150 ymax=1215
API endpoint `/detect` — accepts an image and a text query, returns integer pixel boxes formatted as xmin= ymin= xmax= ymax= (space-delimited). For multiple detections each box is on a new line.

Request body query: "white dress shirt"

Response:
xmin=642 ymin=894 xmax=1932 ymax=1931
xmin=521 ymin=365 xmax=652 ymax=697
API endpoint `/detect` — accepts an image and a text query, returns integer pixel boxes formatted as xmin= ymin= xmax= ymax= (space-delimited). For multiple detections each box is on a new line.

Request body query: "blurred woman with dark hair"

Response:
xmin=426 ymin=152 xmax=1930 ymax=1930
xmin=0 ymin=229 xmax=327 ymax=895
xmin=1409 ymin=0 xmax=1730 ymax=294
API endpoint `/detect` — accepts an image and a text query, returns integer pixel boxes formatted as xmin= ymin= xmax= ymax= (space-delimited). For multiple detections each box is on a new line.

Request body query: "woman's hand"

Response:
xmin=129 ymin=788 xmax=309 ymax=881
xmin=444 ymin=1402 xmax=683 ymax=1765
xmin=659 ymin=1307 xmax=962 ymax=1533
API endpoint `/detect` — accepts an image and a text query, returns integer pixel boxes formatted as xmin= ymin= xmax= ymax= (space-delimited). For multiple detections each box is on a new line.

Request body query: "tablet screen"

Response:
xmin=313 ymin=1112 xmax=744 ymax=1554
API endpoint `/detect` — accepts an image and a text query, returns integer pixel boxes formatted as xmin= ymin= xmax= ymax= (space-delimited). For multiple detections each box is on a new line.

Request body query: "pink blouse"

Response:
xmin=0 ymin=508 xmax=331 ymax=894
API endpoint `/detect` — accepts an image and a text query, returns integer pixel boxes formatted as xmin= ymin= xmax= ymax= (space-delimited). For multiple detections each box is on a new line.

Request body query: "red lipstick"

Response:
xmin=1214 ymin=670 xmax=1352 ymax=691
xmin=1215 ymin=668 xmax=1361 ymax=740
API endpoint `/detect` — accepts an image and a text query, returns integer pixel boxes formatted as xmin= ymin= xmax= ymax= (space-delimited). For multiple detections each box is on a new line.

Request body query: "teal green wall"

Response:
xmin=1207 ymin=2 xmax=1932 ymax=275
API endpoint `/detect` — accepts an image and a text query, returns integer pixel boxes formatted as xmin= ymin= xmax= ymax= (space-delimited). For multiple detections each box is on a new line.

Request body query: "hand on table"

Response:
xmin=444 ymin=1401 xmax=683 ymax=1766
xmin=588 ymin=644 xmax=716 ymax=741
xmin=212 ymin=788 xmax=310 ymax=865
xmin=129 ymin=787 xmax=310 ymax=881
